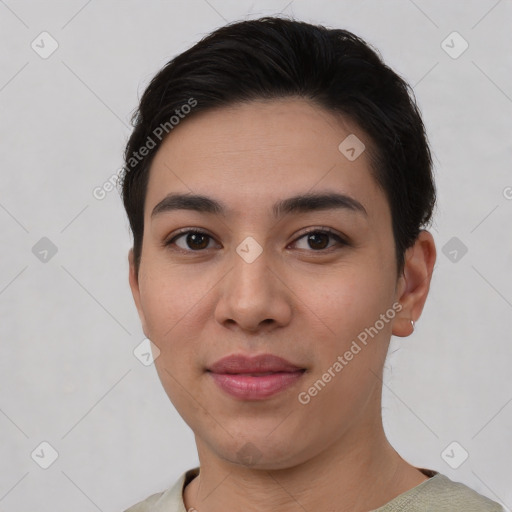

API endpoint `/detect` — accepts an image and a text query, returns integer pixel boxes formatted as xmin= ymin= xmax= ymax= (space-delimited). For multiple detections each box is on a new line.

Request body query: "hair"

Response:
xmin=120 ymin=16 xmax=436 ymax=276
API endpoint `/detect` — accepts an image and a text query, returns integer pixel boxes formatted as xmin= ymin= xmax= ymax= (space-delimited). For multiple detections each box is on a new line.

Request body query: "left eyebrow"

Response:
xmin=150 ymin=191 xmax=367 ymax=219
xmin=273 ymin=192 xmax=367 ymax=218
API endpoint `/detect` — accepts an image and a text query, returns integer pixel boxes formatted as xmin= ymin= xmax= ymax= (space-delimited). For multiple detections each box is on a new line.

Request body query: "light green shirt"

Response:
xmin=124 ymin=467 xmax=504 ymax=511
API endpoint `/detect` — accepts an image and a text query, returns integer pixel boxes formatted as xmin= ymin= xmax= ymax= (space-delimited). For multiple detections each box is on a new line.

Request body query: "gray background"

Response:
xmin=1 ymin=0 xmax=511 ymax=510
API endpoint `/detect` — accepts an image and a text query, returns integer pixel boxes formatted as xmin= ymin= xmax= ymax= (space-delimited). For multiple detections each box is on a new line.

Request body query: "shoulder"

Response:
xmin=376 ymin=472 xmax=505 ymax=511
xmin=122 ymin=467 xmax=200 ymax=512
xmin=123 ymin=491 xmax=165 ymax=512
xmin=427 ymin=474 xmax=504 ymax=511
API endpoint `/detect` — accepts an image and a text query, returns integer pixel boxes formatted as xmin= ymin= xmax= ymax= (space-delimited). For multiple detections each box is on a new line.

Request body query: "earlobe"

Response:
xmin=128 ymin=249 xmax=148 ymax=336
xmin=392 ymin=230 xmax=436 ymax=338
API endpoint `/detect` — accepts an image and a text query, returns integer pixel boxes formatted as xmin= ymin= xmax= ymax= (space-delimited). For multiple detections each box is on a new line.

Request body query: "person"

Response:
xmin=120 ymin=16 xmax=504 ymax=512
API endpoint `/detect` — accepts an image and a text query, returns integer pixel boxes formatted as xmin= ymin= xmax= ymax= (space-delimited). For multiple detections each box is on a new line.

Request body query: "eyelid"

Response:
xmin=293 ymin=226 xmax=348 ymax=244
xmin=163 ymin=228 xmax=218 ymax=250
xmin=163 ymin=226 xmax=349 ymax=252
xmin=289 ymin=227 xmax=349 ymax=253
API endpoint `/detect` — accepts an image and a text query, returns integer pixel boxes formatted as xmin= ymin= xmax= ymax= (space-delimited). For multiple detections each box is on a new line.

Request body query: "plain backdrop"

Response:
xmin=1 ymin=1 xmax=511 ymax=510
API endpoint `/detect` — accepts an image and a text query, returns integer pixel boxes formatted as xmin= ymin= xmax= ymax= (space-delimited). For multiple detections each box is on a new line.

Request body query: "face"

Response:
xmin=129 ymin=98 xmax=417 ymax=469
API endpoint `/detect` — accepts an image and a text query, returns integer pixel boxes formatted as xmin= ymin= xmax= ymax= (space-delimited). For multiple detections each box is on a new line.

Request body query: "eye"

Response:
xmin=164 ymin=227 xmax=348 ymax=254
xmin=291 ymin=228 xmax=347 ymax=251
xmin=164 ymin=229 xmax=218 ymax=252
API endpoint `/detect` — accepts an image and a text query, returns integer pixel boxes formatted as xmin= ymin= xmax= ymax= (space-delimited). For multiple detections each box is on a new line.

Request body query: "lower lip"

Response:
xmin=209 ymin=371 xmax=305 ymax=400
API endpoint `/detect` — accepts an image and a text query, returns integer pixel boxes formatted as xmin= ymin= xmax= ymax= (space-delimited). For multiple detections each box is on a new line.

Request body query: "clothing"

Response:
xmin=124 ymin=466 xmax=504 ymax=511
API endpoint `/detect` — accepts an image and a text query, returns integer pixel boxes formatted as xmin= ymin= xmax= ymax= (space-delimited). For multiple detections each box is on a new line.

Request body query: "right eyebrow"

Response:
xmin=151 ymin=193 xmax=223 ymax=219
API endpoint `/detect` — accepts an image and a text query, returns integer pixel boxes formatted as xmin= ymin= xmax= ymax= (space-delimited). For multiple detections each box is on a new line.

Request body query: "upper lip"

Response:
xmin=208 ymin=353 xmax=304 ymax=374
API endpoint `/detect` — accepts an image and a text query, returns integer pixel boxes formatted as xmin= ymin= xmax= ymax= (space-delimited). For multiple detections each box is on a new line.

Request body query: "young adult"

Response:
xmin=121 ymin=16 xmax=504 ymax=511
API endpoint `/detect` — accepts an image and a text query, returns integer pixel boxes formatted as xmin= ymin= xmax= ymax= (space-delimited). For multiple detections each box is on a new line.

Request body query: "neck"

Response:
xmin=183 ymin=412 xmax=428 ymax=512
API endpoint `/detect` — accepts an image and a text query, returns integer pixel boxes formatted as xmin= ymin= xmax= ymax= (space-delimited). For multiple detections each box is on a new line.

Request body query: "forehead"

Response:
xmin=144 ymin=98 xmax=386 ymax=222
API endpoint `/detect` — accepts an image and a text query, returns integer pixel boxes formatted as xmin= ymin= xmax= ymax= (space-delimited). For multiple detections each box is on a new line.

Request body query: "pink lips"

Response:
xmin=207 ymin=353 xmax=305 ymax=400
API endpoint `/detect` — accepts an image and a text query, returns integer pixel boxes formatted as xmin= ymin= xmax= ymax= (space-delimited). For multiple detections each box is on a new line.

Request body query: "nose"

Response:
xmin=214 ymin=242 xmax=293 ymax=334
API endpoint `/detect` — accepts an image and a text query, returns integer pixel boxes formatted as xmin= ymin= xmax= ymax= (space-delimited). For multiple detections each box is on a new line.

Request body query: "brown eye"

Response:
xmin=166 ymin=230 xmax=216 ymax=251
xmin=292 ymin=229 xmax=347 ymax=251
xmin=184 ymin=232 xmax=210 ymax=250
xmin=306 ymin=232 xmax=330 ymax=250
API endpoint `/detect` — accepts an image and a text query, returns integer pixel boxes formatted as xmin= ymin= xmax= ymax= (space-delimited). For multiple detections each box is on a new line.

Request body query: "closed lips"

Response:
xmin=207 ymin=353 xmax=305 ymax=374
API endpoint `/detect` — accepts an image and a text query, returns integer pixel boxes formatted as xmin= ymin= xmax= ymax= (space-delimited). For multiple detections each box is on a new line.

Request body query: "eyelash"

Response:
xmin=163 ymin=227 xmax=348 ymax=254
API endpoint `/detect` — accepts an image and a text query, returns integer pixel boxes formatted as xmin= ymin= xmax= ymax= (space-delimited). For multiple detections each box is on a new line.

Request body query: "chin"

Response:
xmin=210 ymin=435 xmax=308 ymax=471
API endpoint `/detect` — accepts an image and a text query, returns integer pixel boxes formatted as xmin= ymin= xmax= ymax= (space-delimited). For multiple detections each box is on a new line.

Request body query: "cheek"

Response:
xmin=139 ymin=268 xmax=209 ymax=413
xmin=139 ymin=256 xmax=210 ymax=329
xmin=137 ymin=261 xmax=229 ymax=400
xmin=138 ymin=265 xmax=206 ymax=357
xmin=295 ymin=272 xmax=393 ymax=425
xmin=309 ymin=264 xmax=394 ymax=344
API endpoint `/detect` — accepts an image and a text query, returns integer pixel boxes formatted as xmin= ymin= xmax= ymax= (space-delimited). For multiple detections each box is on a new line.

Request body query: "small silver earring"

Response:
xmin=411 ymin=320 xmax=415 ymax=330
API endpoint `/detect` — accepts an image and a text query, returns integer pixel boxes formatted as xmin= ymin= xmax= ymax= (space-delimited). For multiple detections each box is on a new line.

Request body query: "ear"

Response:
xmin=128 ymin=248 xmax=148 ymax=337
xmin=392 ymin=230 xmax=436 ymax=337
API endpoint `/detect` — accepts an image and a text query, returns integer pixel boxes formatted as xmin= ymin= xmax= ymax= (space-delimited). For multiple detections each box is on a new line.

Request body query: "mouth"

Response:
xmin=230 ymin=371 xmax=294 ymax=376
xmin=207 ymin=353 xmax=306 ymax=400
xmin=207 ymin=353 xmax=305 ymax=374
xmin=208 ymin=370 xmax=306 ymax=400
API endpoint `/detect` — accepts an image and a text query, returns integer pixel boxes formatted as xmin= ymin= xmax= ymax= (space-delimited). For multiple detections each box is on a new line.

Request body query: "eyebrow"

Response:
xmin=150 ymin=191 xmax=367 ymax=220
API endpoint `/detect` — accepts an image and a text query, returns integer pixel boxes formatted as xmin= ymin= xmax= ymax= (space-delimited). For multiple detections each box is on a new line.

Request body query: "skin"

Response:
xmin=128 ymin=97 xmax=437 ymax=511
